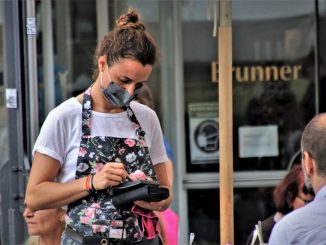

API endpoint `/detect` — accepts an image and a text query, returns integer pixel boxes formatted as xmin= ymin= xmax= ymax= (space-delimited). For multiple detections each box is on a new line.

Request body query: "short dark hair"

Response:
xmin=301 ymin=113 xmax=326 ymax=176
xmin=91 ymin=10 xmax=157 ymax=81
xmin=273 ymin=165 xmax=303 ymax=214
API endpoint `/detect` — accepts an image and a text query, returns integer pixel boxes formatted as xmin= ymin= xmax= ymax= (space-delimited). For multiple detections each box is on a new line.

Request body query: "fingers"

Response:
xmin=105 ymin=164 xmax=128 ymax=181
xmin=92 ymin=162 xmax=128 ymax=190
xmin=109 ymin=162 xmax=125 ymax=169
xmin=108 ymin=163 xmax=129 ymax=179
xmin=134 ymin=200 xmax=165 ymax=212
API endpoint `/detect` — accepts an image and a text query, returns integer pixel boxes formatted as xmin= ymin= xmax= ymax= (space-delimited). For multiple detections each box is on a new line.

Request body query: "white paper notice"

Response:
xmin=239 ymin=125 xmax=279 ymax=158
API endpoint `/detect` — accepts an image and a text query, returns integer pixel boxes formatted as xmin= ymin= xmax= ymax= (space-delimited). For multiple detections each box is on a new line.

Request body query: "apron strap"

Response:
xmin=124 ymin=106 xmax=146 ymax=142
xmin=81 ymin=86 xmax=146 ymax=141
xmin=81 ymin=86 xmax=92 ymax=138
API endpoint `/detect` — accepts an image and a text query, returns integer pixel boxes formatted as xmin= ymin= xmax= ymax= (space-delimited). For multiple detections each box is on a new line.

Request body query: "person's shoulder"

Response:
xmin=278 ymin=204 xmax=310 ymax=225
xmin=271 ymin=201 xmax=326 ymax=244
xmin=291 ymin=198 xmax=326 ymax=226
xmin=48 ymin=97 xmax=82 ymax=120
xmin=269 ymin=213 xmax=296 ymax=244
xmin=271 ymin=205 xmax=312 ymax=237
xmin=130 ymin=101 xmax=156 ymax=117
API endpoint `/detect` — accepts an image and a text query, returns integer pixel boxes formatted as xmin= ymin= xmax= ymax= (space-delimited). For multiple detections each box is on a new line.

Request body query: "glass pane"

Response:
xmin=319 ymin=0 xmax=326 ymax=111
xmin=37 ymin=0 xmax=97 ymax=125
xmin=183 ymin=0 xmax=317 ymax=172
xmin=188 ymin=188 xmax=274 ymax=245
xmin=0 ymin=0 xmax=9 ymax=169
xmin=37 ymin=0 xmax=166 ymax=126
xmin=233 ymin=1 xmax=315 ymax=171
xmin=182 ymin=0 xmax=219 ymax=173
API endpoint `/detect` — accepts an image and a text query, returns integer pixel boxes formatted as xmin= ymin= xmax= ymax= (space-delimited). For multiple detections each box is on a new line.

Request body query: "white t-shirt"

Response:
xmin=33 ymin=98 xmax=168 ymax=184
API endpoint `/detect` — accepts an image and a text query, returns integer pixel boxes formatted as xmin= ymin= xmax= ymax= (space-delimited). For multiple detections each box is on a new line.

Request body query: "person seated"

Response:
xmin=246 ymin=164 xmax=314 ymax=244
xmin=23 ymin=205 xmax=65 ymax=245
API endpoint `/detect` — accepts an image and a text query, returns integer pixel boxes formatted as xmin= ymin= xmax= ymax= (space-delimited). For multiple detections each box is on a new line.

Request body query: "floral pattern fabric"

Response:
xmin=64 ymin=87 xmax=157 ymax=244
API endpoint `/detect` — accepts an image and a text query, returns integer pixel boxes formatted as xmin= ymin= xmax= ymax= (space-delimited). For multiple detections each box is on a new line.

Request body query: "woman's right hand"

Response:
xmin=92 ymin=162 xmax=128 ymax=190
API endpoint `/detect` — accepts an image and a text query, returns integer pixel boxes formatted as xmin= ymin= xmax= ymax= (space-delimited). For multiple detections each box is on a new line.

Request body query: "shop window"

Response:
xmin=188 ymin=188 xmax=274 ymax=245
xmin=36 ymin=0 xmax=97 ymax=124
xmin=36 ymin=0 xmax=165 ymax=126
xmin=318 ymin=0 xmax=326 ymax=111
xmin=183 ymin=0 xmax=316 ymax=172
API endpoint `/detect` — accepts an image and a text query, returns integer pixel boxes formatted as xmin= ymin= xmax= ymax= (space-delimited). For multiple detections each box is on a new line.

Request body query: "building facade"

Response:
xmin=1 ymin=0 xmax=326 ymax=244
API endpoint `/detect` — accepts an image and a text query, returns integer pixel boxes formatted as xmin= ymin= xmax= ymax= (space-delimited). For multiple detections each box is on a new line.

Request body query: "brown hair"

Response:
xmin=273 ymin=165 xmax=303 ymax=214
xmin=91 ymin=10 xmax=157 ymax=81
xmin=301 ymin=113 xmax=326 ymax=176
xmin=135 ymin=83 xmax=155 ymax=110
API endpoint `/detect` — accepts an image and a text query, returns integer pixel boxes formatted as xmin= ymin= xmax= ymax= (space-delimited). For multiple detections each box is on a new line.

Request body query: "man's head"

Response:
xmin=301 ymin=113 xmax=326 ymax=193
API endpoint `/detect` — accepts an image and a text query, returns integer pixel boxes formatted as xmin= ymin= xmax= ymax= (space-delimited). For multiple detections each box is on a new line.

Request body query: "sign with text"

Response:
xmin=189 ymin=102 xmax=219 ymax=164
xmin=211 ymin=61 xmax=302 ymax=83
xmin=239 ymin=125 xmax=279 ymax=158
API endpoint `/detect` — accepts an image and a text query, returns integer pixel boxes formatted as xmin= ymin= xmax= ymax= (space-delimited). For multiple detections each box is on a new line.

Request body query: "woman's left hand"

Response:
xmin=134 ymin=199 xmax=167 ymax=212
xmin=134 ymin=162 xmax=173 ymax=211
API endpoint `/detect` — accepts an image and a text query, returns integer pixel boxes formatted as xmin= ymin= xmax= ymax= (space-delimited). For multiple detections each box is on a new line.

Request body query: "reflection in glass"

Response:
xmin=233 ymin=5 xmax=316 ymax=170
xmin=36 ymin=0 xmax=97 ymax=124
xmin=188 ymin=188 xmax=274 ymax=245
xmin=37 ymin=0 xmax=164 ymax=125
xmin=318 ymin=0 xmax=326 ymax=112
xmin=183 ymin=0 xmax=316 ymax=172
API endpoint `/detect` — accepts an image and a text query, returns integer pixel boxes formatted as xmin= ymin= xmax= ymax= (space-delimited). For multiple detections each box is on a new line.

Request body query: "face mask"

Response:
xmin=100 ymin=68 xmax=142 ymax=107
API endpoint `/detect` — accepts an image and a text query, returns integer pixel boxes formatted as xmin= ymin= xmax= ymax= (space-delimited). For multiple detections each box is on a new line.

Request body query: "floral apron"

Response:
xmin=63 ymin=88 xmax=157 ymax=244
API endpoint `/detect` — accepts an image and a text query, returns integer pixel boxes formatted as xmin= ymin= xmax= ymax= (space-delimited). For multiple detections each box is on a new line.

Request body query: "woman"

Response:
xmin=23 ymin=206 xmax=65 ymax=245
xmin=25 ymin=10 xmax=172 ymax=245
xmin=246 ymin=165 xmax=314 ymax=244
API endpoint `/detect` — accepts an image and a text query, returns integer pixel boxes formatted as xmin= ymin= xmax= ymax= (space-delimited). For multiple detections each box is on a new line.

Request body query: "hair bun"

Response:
xmin=116 ymin=10 xmax=145 ymax=30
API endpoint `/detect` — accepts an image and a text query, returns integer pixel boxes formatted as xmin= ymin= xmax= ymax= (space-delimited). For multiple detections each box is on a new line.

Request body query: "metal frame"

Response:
xmin=25 ymin=0 xmax=39 ymax=154
xmin=55 ymin=0 xmax=73 ymax=100
xmin=1 ymin=0 xmax=27 ymax=244
xmin=171 ymin=1 xmax=188 ymax=244
xmin=314 ymin=0 xmax=320 ymax=113
xmin=41 ymin=0 xmax=55 ymax=115
xmin=183 ymin=171 xmax=286 ymax=189
xmin=96 ymin=0 xmax=109 ymax=41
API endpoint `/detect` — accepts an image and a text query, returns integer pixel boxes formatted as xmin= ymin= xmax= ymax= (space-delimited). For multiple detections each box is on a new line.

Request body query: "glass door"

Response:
xmin=182 ymin=0 xmax=317 ymax=244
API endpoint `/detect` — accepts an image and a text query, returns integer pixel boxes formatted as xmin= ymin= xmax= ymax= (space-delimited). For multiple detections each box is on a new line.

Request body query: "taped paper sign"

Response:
xmin=239 ymin=125 xmax=279 ymax=158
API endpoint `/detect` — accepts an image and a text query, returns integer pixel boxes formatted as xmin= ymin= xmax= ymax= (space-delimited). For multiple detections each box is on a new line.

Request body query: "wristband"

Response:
xmin=85 ymin=175 xmax=91 ymax=193
xmin=90 ymin=174 xmax=96 ymax=192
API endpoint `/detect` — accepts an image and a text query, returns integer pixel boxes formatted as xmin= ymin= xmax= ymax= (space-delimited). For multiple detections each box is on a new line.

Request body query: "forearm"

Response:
xmin=26 ymin=161 xmax=128 ymax=211
xmin=154 ymin=162 xmax=173 ymax=211
xmin=25 ymin=177 xmax=89 ymax=211
xmin=161 ymin=185 xmax=173 ymax=211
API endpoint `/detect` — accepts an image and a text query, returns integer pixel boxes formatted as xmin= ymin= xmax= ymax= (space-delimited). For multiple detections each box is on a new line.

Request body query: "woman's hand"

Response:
xmin=134 ymin=199 xmax=167 ymax=212
xmin=92 ymin=162 xmax=128 ymax=190
xmin=132 ymin=162 xmax=174 ymax=212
